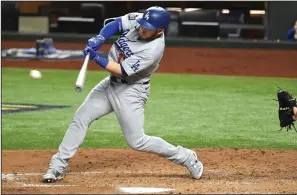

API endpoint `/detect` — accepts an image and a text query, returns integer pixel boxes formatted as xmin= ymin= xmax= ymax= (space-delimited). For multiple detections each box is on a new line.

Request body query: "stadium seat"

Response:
xmin=178 ymin=9 xmax=220 ymax=38
xmin=2 ymin=2 xmax=20 ymax=31
xmin=166 ymin=11 xmax=180 ymax=37
xmin=79 ymin=3 xmax=105 ymax=33
xmin=56 ymin=3 xmax=105 ymax=34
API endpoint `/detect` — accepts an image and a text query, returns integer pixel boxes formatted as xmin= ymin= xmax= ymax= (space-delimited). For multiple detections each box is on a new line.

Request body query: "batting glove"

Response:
xmin=87 ymin=35 xmax=105 ymax=51
xmin=84 ymin=47 xmax=97 ymax=59
xmin=84 ymin=47 xmax=108 ymax=69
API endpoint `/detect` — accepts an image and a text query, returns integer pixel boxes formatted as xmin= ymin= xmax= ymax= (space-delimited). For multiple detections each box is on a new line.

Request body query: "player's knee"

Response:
xmin=126 ymin=134 xmax=151 ymax=151
xmin=70 ymin=116 xmax=91 ymax=130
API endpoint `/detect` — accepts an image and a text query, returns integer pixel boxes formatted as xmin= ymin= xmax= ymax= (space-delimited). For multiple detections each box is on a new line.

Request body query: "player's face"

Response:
xmin=294 ymin=21 xmax=297 ymax=30
xmin=138 ymin=27 xmax=163 ymax=40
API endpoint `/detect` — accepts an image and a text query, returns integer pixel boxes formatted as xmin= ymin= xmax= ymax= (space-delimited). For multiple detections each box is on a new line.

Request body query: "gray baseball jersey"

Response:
xmin=108 ymin=12 xmax=164 ymax=83
xmin=47 ymin=12 xmax=193 ymax=174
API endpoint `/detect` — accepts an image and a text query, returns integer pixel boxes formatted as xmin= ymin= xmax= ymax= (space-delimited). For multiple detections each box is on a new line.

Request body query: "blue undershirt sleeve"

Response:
xmin=99 ymin=17 xmax=123 ymax=40
xmin=93 ymin=17 xmax=127 ymax=75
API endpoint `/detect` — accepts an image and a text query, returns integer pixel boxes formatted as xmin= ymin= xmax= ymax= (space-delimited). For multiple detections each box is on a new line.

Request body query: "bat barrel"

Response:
xmin=75 ymin=53 xmax=90 ymax=92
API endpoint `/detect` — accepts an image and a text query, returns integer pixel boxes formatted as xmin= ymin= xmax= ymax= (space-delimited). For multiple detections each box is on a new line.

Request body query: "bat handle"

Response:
xmin=85 ymin=53 xmax=90 ymax=62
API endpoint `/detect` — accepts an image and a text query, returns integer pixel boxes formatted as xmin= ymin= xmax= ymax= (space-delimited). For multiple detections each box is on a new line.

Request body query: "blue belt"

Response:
xmin=110 ymin=76 xmax=150 ymax=85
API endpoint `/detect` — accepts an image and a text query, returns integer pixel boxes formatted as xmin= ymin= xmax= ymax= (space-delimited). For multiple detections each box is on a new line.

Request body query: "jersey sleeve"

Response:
xmin=120 ymin=12 xmax=143 ymax=32
xmin=121 ymin=53 xmax=155 ymax=76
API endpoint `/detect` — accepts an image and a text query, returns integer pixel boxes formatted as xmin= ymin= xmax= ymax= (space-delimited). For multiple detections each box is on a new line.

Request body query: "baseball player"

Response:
xmin=43 ymin=6 xmax=203 ymax=183
xmin=287 ymin=20 xmax=297 ymax=41
xmin=275 ymin=88 xmax=297 ymax=131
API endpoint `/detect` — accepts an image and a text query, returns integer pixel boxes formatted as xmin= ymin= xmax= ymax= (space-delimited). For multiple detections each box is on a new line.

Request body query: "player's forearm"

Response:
xmin=105 ymin=61 xmax=123 ymax=76
xmin=93 ymin=55 xmax=125 ymax=76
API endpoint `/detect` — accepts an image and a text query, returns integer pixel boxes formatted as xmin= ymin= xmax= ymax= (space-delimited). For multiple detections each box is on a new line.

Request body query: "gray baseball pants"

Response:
xmin=48 ymin=76 xmax=191 ymax=172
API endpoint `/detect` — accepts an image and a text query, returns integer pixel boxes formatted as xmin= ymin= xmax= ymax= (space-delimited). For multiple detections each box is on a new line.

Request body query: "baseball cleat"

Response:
xmin=42 ymin=168 xmax=65 ymax=183
xmin=183 ymin=150 xmax=204 ymax=179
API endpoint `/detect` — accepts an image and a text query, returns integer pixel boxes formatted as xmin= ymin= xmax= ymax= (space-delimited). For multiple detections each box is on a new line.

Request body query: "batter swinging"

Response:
xmin=43 ymin=6 xmax=203 ymax=183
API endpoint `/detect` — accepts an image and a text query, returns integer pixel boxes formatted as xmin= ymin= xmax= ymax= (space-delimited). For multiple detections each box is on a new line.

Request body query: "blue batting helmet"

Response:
xmin=136 ymin=6 xmax=170 ymax=30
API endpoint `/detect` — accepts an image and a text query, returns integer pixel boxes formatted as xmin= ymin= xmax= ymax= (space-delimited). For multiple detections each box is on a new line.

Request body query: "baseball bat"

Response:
xmin=75 ymin=53 xmax=90 ymax=92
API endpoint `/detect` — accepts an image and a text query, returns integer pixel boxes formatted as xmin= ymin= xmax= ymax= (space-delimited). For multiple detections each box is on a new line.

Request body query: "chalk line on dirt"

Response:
xmin=118 ymin=186 xmax=175 ymax=194
xmin=21 ymin=183 xmax=76 ymax=188
xmin=2 ymin=169 xmax=223 ymax=180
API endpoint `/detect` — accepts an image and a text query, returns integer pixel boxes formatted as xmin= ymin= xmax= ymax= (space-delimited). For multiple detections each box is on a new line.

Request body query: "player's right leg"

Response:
xmin=108 ymin=82 xmax=203 ymax=179
xmin=43 ymin=77 xmax=113 ymax=183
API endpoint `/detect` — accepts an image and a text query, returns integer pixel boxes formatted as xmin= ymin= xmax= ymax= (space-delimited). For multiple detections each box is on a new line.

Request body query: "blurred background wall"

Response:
xmin=1 ymin=1 xmax=297 ymax=41
xmin=266 ymin=1 xmax=297 ymax=40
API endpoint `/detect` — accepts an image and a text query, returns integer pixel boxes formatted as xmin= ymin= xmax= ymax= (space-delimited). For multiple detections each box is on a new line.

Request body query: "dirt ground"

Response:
xmin=2 ymin=40 xmax=297 ymax=194
xmin=2 ymin=41 xmax=297 ymax=78
xmin=2 ymin=149 xmax=297 ymax=194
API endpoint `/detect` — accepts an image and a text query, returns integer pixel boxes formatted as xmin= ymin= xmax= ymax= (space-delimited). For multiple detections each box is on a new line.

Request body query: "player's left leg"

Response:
xmin=43 ymin=77 xmax=113 ymax=183
xmin=108 ymin=82 xmax=203 ymax=179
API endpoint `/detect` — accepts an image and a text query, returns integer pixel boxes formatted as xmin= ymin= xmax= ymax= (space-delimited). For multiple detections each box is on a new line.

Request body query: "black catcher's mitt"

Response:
xmin=276 ymin=88 xmax=297 ymax=132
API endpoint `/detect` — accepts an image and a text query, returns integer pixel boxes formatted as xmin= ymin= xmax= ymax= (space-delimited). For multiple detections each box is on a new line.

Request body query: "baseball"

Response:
xmin=29 ymin=70 xmax=42 ymax=79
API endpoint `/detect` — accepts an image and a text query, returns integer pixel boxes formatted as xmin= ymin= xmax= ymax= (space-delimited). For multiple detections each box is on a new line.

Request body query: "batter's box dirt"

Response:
xmin=2 ymin=148 xmax=297 ymax=194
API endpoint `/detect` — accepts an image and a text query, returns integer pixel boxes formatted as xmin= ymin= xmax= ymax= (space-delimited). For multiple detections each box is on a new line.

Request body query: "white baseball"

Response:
xmin=29 ymin=70 xmax=42 ymax=79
